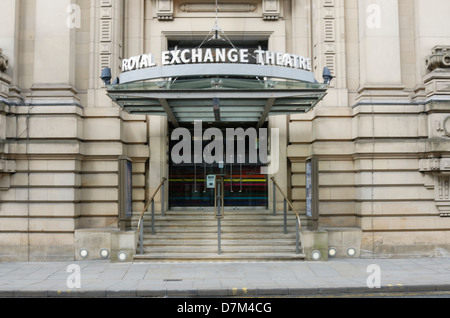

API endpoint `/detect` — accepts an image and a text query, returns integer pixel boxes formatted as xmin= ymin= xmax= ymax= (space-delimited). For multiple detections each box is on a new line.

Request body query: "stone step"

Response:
xmin=142 ymin=237 xmax=296 ymax=244
xmin=133 ymin=252 xmax=305 ymax=262
xmin=132 ymin=218 xmax=300 ymax=227
xmin=141 ymin=229 xmax=298 ymax=236
xmin=142 ymin=241 xmax=298 ymax=250
xmin=131 ymin=210 xmax=303 ymax=220
xmin=135 ymin=216 xmax=298 ymax=227
xmin=141 ymin=236 xmax=298 ymax=246
xmin=145 ymin=225 xmax=296 ymax=232
xmin=141 ymin=245 xmax=298 ymax=253
xmin=133 ymin=209 xmax=304 ymax=262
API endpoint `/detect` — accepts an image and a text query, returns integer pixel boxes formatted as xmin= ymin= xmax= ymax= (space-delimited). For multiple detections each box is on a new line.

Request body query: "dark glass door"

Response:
xmin=168 ymin=124 xmax=268 ymax=208
xmin=169 ymin=162 xmax=268 ymax=208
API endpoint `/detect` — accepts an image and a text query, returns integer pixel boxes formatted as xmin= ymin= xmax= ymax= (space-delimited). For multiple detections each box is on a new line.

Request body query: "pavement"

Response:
xmin=0 ymin=257 xmax=449 ymax=298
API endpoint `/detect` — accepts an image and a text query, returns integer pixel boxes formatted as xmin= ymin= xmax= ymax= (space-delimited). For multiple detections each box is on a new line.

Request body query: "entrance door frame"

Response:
xmin=146 ymin=116 xmax=289 ymax=212
xmin=167 ymin=121 xmax=270 ymax=209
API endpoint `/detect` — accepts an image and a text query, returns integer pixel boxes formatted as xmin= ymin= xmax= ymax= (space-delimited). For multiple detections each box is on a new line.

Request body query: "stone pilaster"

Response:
xmin=148 ymin=116 xmax=168 ymax=212
xmin=356 ymin=0 xmax=408 ymax=102
xmin=27 ymin=0 xmax=79 ymax=105
xmin=290 ymin=0 xmax=311 ymax=60
xmin=269 ymin=115 xmax=289 ymax=212
xmin=125 ymin=0 xmax=145 ymax=57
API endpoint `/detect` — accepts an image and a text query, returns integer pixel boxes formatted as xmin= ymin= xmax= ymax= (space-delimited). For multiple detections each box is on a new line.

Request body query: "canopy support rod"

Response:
xmin=257 ymin=98 xmax=276 ymax=129
xmin=213 ymin=97 xmax=220 ymax=122
xmin=158 ymin=98 xmax=180 ymax=128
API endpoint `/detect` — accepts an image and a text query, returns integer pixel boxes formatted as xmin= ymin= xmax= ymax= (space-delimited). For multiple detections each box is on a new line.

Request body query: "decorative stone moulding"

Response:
xmin=424 ymin=47 xmax=450 ymax=100
xmin=0 ymin=49 xmax=8 ymax=72
xmin=426 ymin=46 xmax=450 ymax=72
xmin=0 ymin=48 xmax=11 ymax=99
xmin=262 ymin=0 xmax=280 ymax=20
xmin=445 ymin=117 xmax=450 ymax=137
xmin=0 ymin=160 xmax=16 ymax=174
xmin=420 ymin=158 xmax=450 ymax=173
xmin=420 ymin=158 xmax=450 ymax=217
xmin=157 ymin=0 xmax=174 ymax=20
xmin=436 ymin=175 xmax=450 ymax=217
xmin=179 ymin=3 xmax=257 ymax=13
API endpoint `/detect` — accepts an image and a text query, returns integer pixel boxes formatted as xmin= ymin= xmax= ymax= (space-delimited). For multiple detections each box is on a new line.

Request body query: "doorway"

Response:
xmin=168 ymin=123 xmax=269 ymax=208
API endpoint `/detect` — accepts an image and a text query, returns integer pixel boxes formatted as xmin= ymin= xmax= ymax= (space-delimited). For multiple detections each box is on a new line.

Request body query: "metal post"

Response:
xmin=239 ymin=159 xmax=242 ymax=193
xmin=194 ymin=158 xmax=197 ymax=193
xmin=296 ymin=218 xmax=300 ymax=254
xmin=161 ymin=182 xmax=165 ymax=217
xmin=203 ymin=163 xmax=206 ymax=193
xmin=230 ymin=156 xmax=233 ymax=193
xmin=217 ymin=178 xmax=222 ymax=255
xmin=139 ymin=219 xmax=144 ymax=255
xmin=218 ymin=218 xmax=221 ymax=255
xmin=283 ymin=199 xmax=287 ymax=234
xmin=273 ymin=182 xmax=276 ymax=216
xmin=217 ymin=179 xmax=221 ymax=217
xmin=151 ymin=200 xmax=155 ymax=235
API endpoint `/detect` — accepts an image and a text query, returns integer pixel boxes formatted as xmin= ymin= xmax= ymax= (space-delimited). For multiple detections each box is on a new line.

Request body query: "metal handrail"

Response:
xmin=271 ymin=177 xmax=302 ymax=254
xmin=137 ymin=177 xmax=167 ymax=255
xmin=214 ymin=177 xmax=225 ymax=255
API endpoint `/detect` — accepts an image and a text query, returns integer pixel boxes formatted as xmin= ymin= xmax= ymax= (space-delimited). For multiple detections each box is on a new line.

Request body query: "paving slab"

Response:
xmin=0 ymin=257 xmax=448 ymax=298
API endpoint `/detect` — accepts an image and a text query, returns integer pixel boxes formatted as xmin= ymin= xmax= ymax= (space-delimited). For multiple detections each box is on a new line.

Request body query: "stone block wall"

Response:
xmin=1 ymin=0 xmax=450 ymax=261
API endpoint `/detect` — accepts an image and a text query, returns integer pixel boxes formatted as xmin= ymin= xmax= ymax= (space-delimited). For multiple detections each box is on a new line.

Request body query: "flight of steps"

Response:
xmin=132 ymin=209 xmax=305 ymax=262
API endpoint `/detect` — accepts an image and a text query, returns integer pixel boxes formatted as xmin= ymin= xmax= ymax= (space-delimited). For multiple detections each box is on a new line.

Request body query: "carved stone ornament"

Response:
xmin=263 ymin=0 xmax=280 ymax=20
xmin=157 ymin=0 xmax=173 ymax=20
xmin=0 ymin=49 xmax=9 ymax=72
xmin=420 ymin=157 xmax=450 ymax=217
xmin=426 ymin=46 xmax=450 ymax=72
xmin=179 ymin=3 xmax=257 ymax=13
xmin=445 ymin=117 xmax=450 ymax=137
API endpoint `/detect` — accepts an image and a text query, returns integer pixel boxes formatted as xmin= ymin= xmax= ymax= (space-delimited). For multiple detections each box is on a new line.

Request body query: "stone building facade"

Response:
xmin=1 ymin=0 xmax=450 ymax=262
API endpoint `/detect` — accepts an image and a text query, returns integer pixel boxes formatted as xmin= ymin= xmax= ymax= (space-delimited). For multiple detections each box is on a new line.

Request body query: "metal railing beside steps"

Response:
xmin=135 ymin=176 xmax=304 ymax=260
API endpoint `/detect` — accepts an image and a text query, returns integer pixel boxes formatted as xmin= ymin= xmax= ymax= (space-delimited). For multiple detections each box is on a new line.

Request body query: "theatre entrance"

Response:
xmin=168 ymin=123 xmax=268 ymax=209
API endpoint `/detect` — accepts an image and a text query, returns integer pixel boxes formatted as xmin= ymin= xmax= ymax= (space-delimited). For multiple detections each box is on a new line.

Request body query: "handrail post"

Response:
xmin=218 ymin=218 xmax=221 ymax=255
xmin=136 ymin=177 xmax=167 ymax=255
xmin=271 ymin=177 xmax=303 ymax=255
xmin=151 ymin=199 xmax=155 ymax=235
xmin=218 ymin=178 xmax=223 ymax=255
xmin=272 ymin=181 xmax=276 ymax=216
xmin=215 ymin=177 xmax=224 ymax=255
xmin=296 ymin=218 xmax=300 ymax=254
xmin=139 ymin=219 xmax=144 ymax=255
xmin=161 ymin=182 xmax=165 ymax=217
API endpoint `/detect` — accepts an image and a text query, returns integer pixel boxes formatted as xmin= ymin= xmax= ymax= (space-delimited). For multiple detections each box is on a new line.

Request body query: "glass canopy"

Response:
xmin=107 ymin=76 xmax=327 ymax=127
